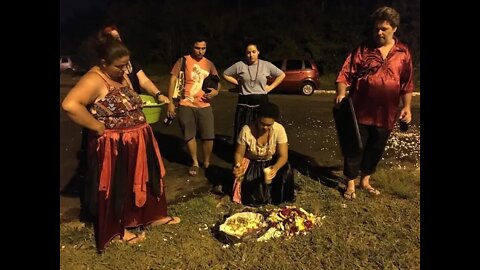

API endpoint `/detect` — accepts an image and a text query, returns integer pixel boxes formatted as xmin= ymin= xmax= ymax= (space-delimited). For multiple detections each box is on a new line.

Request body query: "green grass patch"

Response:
xmin=61 ymin=167 xmax=419 ymax=269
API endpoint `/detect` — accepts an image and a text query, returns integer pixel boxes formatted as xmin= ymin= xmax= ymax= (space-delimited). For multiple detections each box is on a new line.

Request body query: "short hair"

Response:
xmin=191 ymin=35 xmax=208 ymax=45
xmin=257 ymin=102 xmax=280 ymax=120
xmin=370 ymin=6 xmax=400 ymax=28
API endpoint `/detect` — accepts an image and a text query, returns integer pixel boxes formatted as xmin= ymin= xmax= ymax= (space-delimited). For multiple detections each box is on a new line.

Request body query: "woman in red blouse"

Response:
xmin=334 ymin=6 xmax=414 ymax=199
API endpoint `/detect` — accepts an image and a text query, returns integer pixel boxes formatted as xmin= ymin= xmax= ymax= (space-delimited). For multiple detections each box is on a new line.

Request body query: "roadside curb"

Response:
xmin=315 ymin=90 xmax=420 ymax=96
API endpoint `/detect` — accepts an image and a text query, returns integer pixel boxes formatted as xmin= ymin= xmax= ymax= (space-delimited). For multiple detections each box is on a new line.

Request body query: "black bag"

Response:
xmin=202 ymin=74 xmax=220 ymax=93
xmin=333 ymin=97 xmax=363 ymax=156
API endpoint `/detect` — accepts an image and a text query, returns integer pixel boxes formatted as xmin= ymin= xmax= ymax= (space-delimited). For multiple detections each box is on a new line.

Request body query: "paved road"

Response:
xmin=60 ymin=74 xmax=420 ymax=222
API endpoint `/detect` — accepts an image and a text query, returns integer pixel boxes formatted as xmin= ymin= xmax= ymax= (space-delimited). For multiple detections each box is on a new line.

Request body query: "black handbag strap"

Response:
xmin=349 ymin=44 xmax=381 ymax=96
xmin=180 ymin=56 xmax=186 ymax=72
xmin=179 ymin=56 xmax=186 ymax=100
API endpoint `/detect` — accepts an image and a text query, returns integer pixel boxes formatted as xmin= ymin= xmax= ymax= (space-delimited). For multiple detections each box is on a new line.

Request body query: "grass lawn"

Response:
xmin=60 ymin=166 xmax=419 ymax=269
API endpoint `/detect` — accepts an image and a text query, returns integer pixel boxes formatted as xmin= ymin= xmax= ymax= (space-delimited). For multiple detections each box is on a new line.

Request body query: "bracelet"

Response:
xmin=155 ymin=92 xmax=162 ymax=98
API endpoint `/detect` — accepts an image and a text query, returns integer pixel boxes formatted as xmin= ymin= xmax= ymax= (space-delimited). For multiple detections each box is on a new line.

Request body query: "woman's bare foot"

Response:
xmin=124 ymin=230 xmax=146 ymax=244
xmin=343 ymin=179 xmax=356 ymax=199
xmin=112 ymin=230 xmax=146 ymax=245
xmin=359 ymin=174 xmax=380 ymax=196
xmin=150 ymin=216 xmax=181 ymax=226
xmin=343 ymin=188 xmax=356 ymax=199
xmin=359 ymin=183 xmax=381 ymax=196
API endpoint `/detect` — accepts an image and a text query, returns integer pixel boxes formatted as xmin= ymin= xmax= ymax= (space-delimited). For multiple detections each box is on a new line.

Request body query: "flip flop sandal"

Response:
xmin=151 ymin=216 xmax=181 ymax=226
xmin=365 ymin=188 xmax=380 ymax=196
xmin=124 ymin=231 xmax=146 ymax=245
xmin=188 ymin=165 xmax=199 ymax=176
xmin=343 ymin=190 xmax=356 ymax=200
xmin=111 ymin=231 xmax=146 ymax=245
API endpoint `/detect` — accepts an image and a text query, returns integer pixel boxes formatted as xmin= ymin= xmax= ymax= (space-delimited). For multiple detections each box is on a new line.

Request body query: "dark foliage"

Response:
xmin=60 ymin=0 xmax=420 ymax=75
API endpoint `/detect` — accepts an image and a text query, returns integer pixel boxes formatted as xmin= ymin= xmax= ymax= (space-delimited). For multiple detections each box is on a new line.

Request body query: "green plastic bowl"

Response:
xmin=139 ymin=94 xmax=164 ymax=124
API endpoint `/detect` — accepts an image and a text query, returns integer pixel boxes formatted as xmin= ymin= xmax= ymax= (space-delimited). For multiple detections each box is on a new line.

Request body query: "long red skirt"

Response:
xmin=85 ymin=123 xmax=168 ymax=252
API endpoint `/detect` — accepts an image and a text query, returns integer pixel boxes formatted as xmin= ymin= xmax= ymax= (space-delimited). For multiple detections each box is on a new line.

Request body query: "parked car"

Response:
xmin=268 ymin=58 xmax=321 ymax=96
xmin=60 ymin=56 xmax=87 ymax=75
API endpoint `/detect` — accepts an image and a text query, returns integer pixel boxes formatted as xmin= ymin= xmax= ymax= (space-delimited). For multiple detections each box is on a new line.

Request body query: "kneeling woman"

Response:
xmin=232 ymin=102 xmax=294 ymax=205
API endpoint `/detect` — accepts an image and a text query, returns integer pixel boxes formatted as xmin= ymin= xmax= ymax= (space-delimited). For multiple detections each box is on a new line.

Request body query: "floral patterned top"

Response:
xmin=90 ymin=72 xmax=146 ymax=129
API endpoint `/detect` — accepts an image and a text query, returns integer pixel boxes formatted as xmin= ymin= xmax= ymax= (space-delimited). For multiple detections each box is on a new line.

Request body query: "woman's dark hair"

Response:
xmin=243 ymin=38 xmax=260 ymax=52
xmin=257 ymin=102 xmax=280 ymax=119
xmin=96 ymin=36 xmax=130 ymax=64
xmin=97 ymin=24 xmax=120 ymax=44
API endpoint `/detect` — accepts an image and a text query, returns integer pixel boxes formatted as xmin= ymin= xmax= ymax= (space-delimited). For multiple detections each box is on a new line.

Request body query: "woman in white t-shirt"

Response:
xmin=232 ymin=102 xmax=294 ymax=205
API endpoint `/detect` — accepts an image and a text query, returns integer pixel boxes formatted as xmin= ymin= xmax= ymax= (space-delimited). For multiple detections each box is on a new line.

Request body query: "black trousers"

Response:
xmin=343 ymin=124 xmax=391 ymax=179
xmin=233 ymin=94 xmax=268 ymax=144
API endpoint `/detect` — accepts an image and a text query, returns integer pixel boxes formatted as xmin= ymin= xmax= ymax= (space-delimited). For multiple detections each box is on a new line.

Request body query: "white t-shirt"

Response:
xmin=237 ymin=122 xmax=288 ymax=161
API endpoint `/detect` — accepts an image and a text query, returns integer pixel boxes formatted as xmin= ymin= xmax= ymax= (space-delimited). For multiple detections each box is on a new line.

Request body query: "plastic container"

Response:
xmin=139 ymin=94 xmax=165 ymax=124
xmin=263 ymin=166 xmax=273 ymax=184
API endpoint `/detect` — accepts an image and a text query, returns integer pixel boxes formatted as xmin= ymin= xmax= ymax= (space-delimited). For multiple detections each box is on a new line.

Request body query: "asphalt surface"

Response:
xmin=60 ymin=74 xmax=420 ymax=222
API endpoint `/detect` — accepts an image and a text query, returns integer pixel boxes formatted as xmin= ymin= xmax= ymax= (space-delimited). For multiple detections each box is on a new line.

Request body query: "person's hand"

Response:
xmin=265 ymin=85 xmax=273 ymax=92
xmin=201 ymin=89 xmax=219 ymax=101
xmin=167 ymin=103 xmax=176 ymax=118
xmin=233 ymin=163 xmax=245 ymax=178
xmin=399 ymin=107 xmax=412 ymax=123
xmin=94 ymin=122 xmax=106 ymax=137
xmin=267 ymin=166 xmax=278 ymax=180
xmin=156 ymin=94 xmax=170 ymax=104
xmin=334 ymin=94 xmax=346 ymax=109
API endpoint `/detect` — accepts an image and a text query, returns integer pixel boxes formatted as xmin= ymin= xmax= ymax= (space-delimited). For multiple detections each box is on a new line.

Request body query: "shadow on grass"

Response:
xmin=205 ymin=165 xmax=234 ymax=195
xmin=288 ymin=150 xmax=344 ymax=190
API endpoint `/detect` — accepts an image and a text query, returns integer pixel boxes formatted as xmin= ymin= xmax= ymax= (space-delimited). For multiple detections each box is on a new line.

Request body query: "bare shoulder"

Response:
xmin=69 ymin=70 xmax=106 ymax=99
xmin=76 ymin=70 xmax=104 ymax=87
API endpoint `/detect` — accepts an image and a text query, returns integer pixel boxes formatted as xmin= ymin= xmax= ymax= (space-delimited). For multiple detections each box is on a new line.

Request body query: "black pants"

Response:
xmin=233 ymin=94 xmax=268 ymax=144
xmin=343 ymin=124 xmax=391 ymax=179
xmin=240 ymin=159 xmax=294 ymax=206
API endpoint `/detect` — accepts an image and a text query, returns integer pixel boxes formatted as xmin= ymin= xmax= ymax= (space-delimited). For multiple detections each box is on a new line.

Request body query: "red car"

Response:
xmin=268 ymin=58 xmax=321 ymax=96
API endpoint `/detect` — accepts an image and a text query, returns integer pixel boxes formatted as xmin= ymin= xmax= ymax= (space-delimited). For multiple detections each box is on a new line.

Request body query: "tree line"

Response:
xmin=60 ymin=0 xmax=420 ymax=77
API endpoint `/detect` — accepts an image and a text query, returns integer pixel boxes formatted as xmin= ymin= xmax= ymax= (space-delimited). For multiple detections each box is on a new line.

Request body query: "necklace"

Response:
xmin=247 ymin=61 xmax=260 ymax=88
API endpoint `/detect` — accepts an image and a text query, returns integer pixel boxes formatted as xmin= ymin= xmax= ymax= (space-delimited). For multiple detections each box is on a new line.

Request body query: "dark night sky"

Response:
xmin=60 ymin=0 xmax=106 ymax=24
